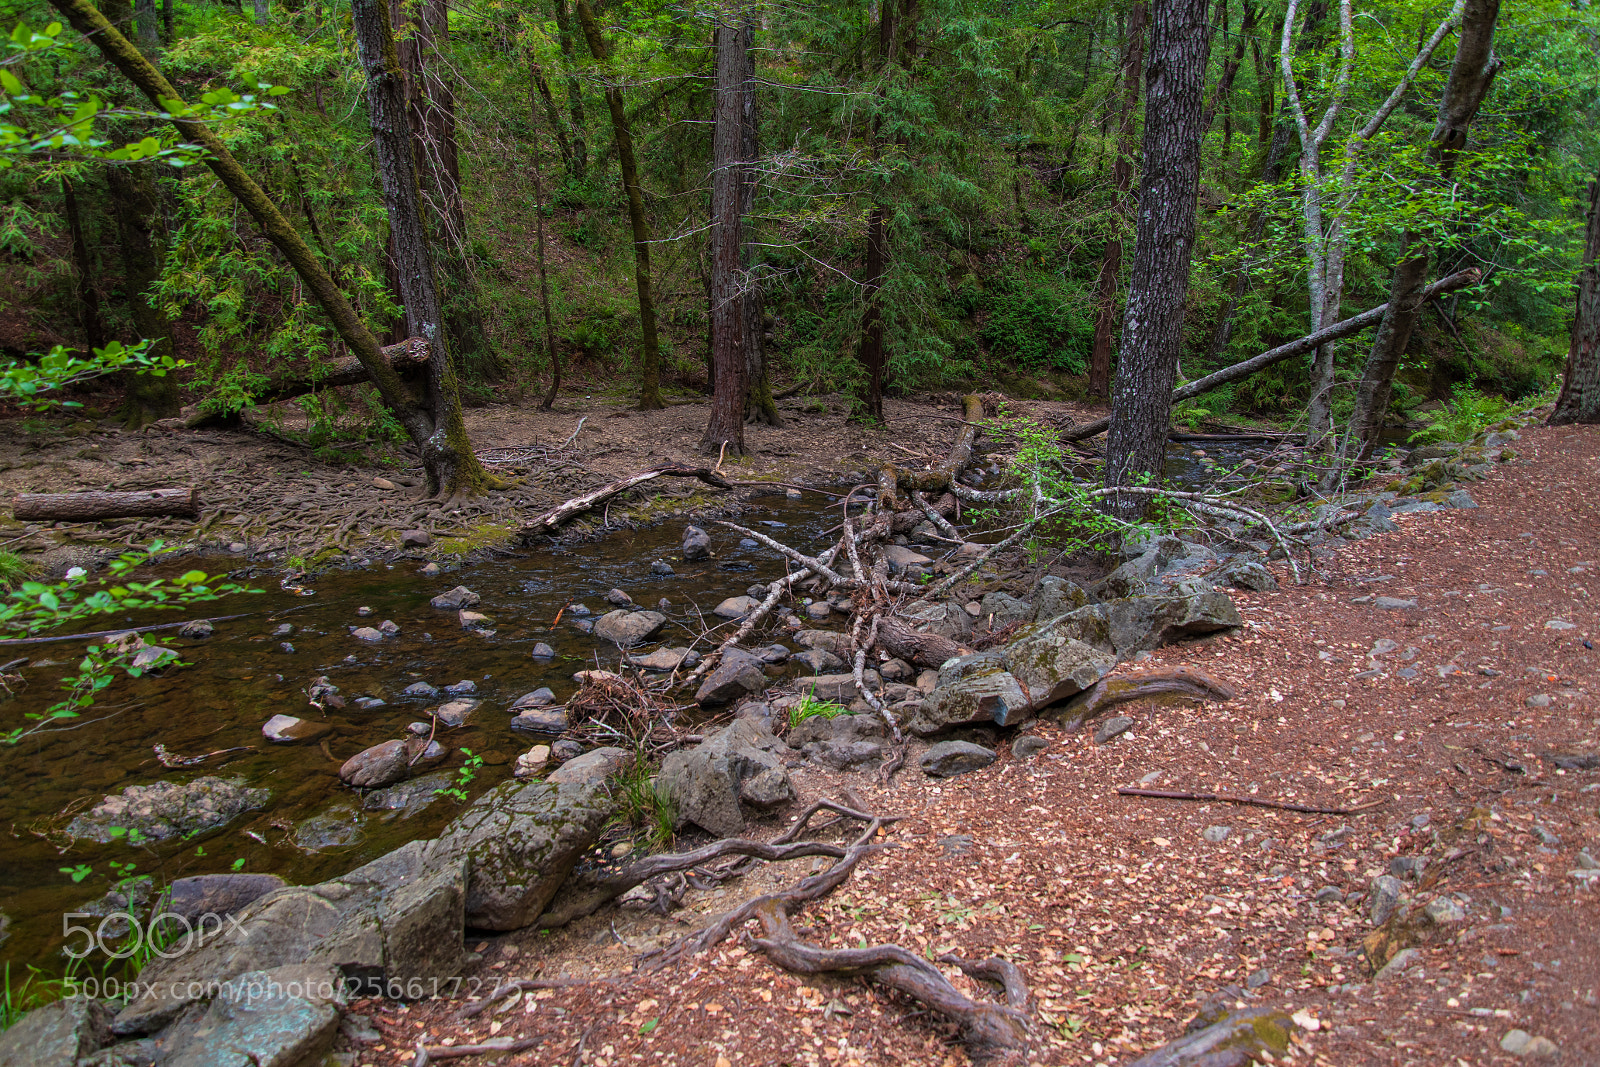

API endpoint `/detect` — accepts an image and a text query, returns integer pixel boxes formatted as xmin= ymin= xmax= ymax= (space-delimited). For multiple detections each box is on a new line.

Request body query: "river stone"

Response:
xmin=262 ymin=714 xmax=330 ymax=744
xmin=713 ymin=595 xmax=759 ymax=619
xmin=794 ymin=630 xmax=853 ymax=656
xmin=166 ymin=874 xmax=287 ymax=924
xmin=659 ymin=719 xmax=790 ymax=836
xmin=458 ymin=610 xmax=491 ymax=630
xmin=626 ymin=646 xmax=700 ymax=671
xmin=920 ymin=740 xmax=996 ymax=778
xmin=756 ymin=644 xmax=791 ymax=664
xmin=425 ymin=779 xmax=612 ymax=930
xmin=510 ymin=707 xmax=568 ymax=735
xmin=179 ymin=619 xmax=215 ymax=639
xmin=793 ymin=647 xmax=845 ymax=673
xmin=908 ymin=671 xmax=1030 ymax=736
xmin=443 ymin=679 xmax=478 ymax=695
xmin=593 ymin=609 xmax=668 ymax=649
xmin=160 ymin=962 xmax=344 ymax=1067
xmin=1032 ymin=576 xmax=1090 ymax=621
xmin=429 ymin=586 xmax=480 ymax=610
xmin=0 ymin=993 xmax=112 ymax=1066
xmin=510 ymin=688 xmax=557 ymax=709
xmin=362 ymin=771 xmax=455 ymax=819
xmin=694 ymin=657 xmax=769 ymax=708
xmin=529 ymin=642 xmax=556 ymax=659
xmin=340 ymin=740 xmax=413 ymax=789
xmin=514 ymin=745 xmax=551 ymax=778
xmin=67 ymin=777 xmax=270 ymax=844
xmin=604 ymin=588 xmax=633 ymax=607
xmin=292 ymin=800 xmax=368 ymax=852
xmin=651 ymin=559 xmax=674 ymax=575
xmin=434 ymin=699 xmax=479 ymax=727
xmin=402 ymin=681 xmax=439 ymax=699
xmin=682 ymin=525 xmax=712 ymax=560
xmin=805 ymin=601 xmax=832 ymax=620
xmin=547 ymin=746 xmax=630 ymax=786
xmin=797 ymin=671 xmax=880 ymax=704
xmin=351 ymin=626 xmax=384 ymax=642
xmin=882 ymin=545 xmax=933 ymax=575
xmin=1215 ymin=557 xmax=1279 ymax=592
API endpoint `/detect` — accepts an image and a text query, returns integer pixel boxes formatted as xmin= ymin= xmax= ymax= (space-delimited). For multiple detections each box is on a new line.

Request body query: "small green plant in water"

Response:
xmin=789 ymin=691 xmax=849 ymax=727
xmin=434 ymin=748 xmax=483 ymax=802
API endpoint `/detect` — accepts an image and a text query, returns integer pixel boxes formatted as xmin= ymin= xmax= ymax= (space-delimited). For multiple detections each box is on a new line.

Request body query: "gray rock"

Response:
xmin=1445 ymin=488 xmax=1478 ymax=509
xmin=734 ymin=701 xmax=772 ymax=722
xmin=262 ymin=714 xmax=330 ymax=744
xmin=794 ymin=630 xmax=853 ymax=656
xmin=379 ymin=619 xmax=400 ymax=636
xmin=67 ymin=777 xmax=270 ymax=844
xmin=882 ymin=545 xmax=933 ymax=575
xmin=1039 ymin=585 xmax=1242 ymax=659
xmin=510 ymin=688 xmax=557 ymax=709
xmin=458 ymin=610 xmax=491 ymax=631
xmin=694 ymin=657 xmax=769 ymax=708
xmin=402 ymin=681 xmax=440 ymax=699
xmin=529 ymin=642 xmax=556 ymax=659
xmin=420 ymin=561 xmax=441 ymax=576
xmin=604 ymin=588 xmax=633 ymax=607
xmin=0 ymin=991 xmax=112 ymax=1066
xmin=908 ymin=671 xmax=1030 ymax=736
xmin=166 ymin=874 xmax=287 ymax=924
xmin=161 ymin=963 xmax=344 ymax=1067
xmin=896 ymin=599 xmax=973 ymax=641
xmin=1032 ymin=576 xmax=1090 ymax=621
xmin=626 ymin=646 xmax=700 ymax=671
xmin=509 ymin=707 xmax=568 ymax=735
xmin=651 ymin=560 xmax=674 ymax=575
xmin=1375 ymin=947 xmax=1421 ymax=982
xmin=1374 ymin=596 xmax=1418 ymax=610
xmin=429 ymin=586 xmax=480 ymax=610
xmin=547 ymin=746 xmax=630 ymax=786
xmin=1245 ymin=967 xmax=1272 ymax=990
xmin=1422 ymin=896 xmax=1466 ymax=925
xmin=442 ymin=679 xmax=477 ymax=695
xmin=434 ymin=700 xmax=479 ymax=728
xmin=1094 ymin=716 xmax=1135 ymax=744
xmin=340 ymin=738 xmax=444 ymax=789
xmin=292 ymin=801 xmax=368 ymax=852
xmin=1201 ymin=825 xmax=1231 ymax=843
xmin=803 ymin=740 xmax=885 ymax=770
xmin=592 ymin=609 xmax=668 ymax=649
xmin=427 ymin=779 xmax=612 ymax=930
xmin=977 ymin=592 xmax=1032 ymax=626
xmin=713 ymin=595 xmax=759 ymax=619
xmin=179 ymin=620 xmax=215 ymax=639
xmin=1215 ymin=558 xmax=1279 ymax=592
xmin=351 ymin=626 xmax=384 ymax=642
xmin=920 ymin=740 xmax=996 ymax=778
xmin=1369 ymin=874 xmax=1405 ymax=926
xmin=1501 ymin=1030 xmax=1531 ymax=1055
xmin=879 ymin=657 xmax=912 ymax=681
xmin=793 ymin=647 xmax=845 ymax=673
xmin=756 ymin=644 xmax=791 ymax=664
xmin=787 ymin=713 xmax=887 ymax=748
xmin=567 ymin=603 xmax=592 ymax=616
xmin=658 ymin=719 xmax=790 ymax=836
xmin=796 ymin=671 xmax=879 ymax=704
xmin=362 ymin=771 xmax=455 ymax=819
xmin=1012 ymin=735 xmax=1049 ymax=759
xmin=739 ymin=767 xmax=794 ymax=808
xmin=551 ymin=739 xmax=584 ymax=761
xmin=682 ymin=525 xmax=712 ymax=560
xmin=1003 ymin=627 xmax=1116 ymax=711
xmin=804 ymin=601 xmax=832 ymax=620
xmin=402 ymin=529 xmax=433 ymax=547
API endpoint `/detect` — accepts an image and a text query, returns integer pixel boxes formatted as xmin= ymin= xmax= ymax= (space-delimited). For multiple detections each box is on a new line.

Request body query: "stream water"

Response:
xmin=0 ymin=440 xmax=1277 ymax=974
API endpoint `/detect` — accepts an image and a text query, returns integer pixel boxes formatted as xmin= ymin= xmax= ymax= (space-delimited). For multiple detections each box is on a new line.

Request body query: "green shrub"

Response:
xmin=1408 ymin=383 xmax=1514 ymax=445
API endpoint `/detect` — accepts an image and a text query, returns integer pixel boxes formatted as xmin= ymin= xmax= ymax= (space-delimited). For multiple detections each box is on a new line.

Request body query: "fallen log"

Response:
xmin=184 ymin=338 xmax=431 ymax=427
xmin=1064 ymin=268 xmax=1481 ymax=441
xmin=12 ymin=486 xmax=200 ymax=522
xmin=522 ymin=464 xmax=734 ymax=532
xmin=874 ymin=614 xmax=966 ymax=670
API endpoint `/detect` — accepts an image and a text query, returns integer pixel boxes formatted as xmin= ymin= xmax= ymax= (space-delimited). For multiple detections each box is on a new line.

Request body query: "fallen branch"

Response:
xmin=13 ymin=487 xmax=201 ymax=522
xmin=1116 ymin=786 xmax=1386 ymax=816
xmin=0 ymin=612 xmax=253 ymax=648
xmin=411 ymin=1036 xmax=540 ymax=1065
xmin=523 ymin=465 xmax=734 ymax=532
xmin=453 ymin=978 xmax=611 ymax=1021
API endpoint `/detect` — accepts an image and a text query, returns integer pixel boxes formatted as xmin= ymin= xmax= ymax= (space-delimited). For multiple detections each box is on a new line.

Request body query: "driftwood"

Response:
xmin=523 ymin=465 xmax=734 ymax=531
xmin=1064 ymin=268 xmax=1481 ymax=441
xmin=1117 ymin=786 xmax=1384 ymax=816
xmin=874 ymin=614 xmax=966 ymax=670
xmin=187 ymin=337 xmax=431 ymax=425
xmin=13 ymin=486 xmax=200 ymax=522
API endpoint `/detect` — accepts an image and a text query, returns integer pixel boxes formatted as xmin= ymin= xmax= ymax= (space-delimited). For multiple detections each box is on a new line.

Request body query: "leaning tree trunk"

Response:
xmin=552 ymin=0 xmax=588 ymax=180
xmin=1103 ymin=0 xmax=1210 ymax=519
xmin=105 ymin=161 xmax=179 ymax=428
xmin=575 ymin=0 xmax=666 ymax=410
xmin=1350 ymin=0 xmax=1502 ymax=453
xmin=351 ymin=0 xmax=498 ymax=499
xmin=701 ymin=15 xmax=750 ymax=456
xmin=1087 ymin=1 xmax=1146 ymax=400
xmin=47 ymin=0 xmax=483 ymax=498
xmin=61 ymin=177 xmax=106 ymax=352
xmin=1550 ymin=171 xmax=1600 ymax=425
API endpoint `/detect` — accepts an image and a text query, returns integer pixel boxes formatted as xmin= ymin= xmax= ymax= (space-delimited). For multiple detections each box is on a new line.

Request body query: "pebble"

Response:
xmin=274 ymin=624 xmax=295 ymax=637
xmin=402 ymin=682 xmax=439 ymax=698
xmin=351 ymin=626 xmax=384 ymax=642
xmin=1544 ymin=619 xmax=1576 ymax=630
xmin=605 ymin=588 xmax=633 ymax=607
xmin=1374 ymin=596 xmax=1418 ymax=610
xmin=357 ymin=606 xmax=373 ymax=616
xmin=420 ymin=562 xmax=441 ymax=576
xmin=1202 ymin=825 xmax=1231 ymax=843
xmin=1093 ymin=716 xmax=1134 ymax=744
xmin=530 ymin=642 xmax=556 ymax=659
xmin=379 ymin=619 xmax=400 ymax=635
xmin=1526 ymin=693 xmax=1553 ymax=708
xmin=279 ymin=642 xmax=295 ymax=654
xmin=651 ymin=560 xmax=674 ymax=576
xmin=1245 ymin=968 xmax=1272 ymax=990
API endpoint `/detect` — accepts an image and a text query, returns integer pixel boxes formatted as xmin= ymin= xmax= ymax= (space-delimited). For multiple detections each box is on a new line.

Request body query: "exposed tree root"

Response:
xmin=1049 ymin=666 xmax=1237 ymax=727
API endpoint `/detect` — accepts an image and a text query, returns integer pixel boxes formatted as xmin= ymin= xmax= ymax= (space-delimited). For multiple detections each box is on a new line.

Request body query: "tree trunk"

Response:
xmin=855 ymin=0 xmax=900 ymax=424
xmin=1351 ymin=0 xmax=1502 ymax=452
xmin=739 ymin=17 xmax=780 ymax=428
xmin=1103 ymin=0 xmax=1210 ymax=518
xmin=528 ymin=59 xmax=562 ymax=412
xmin=552 ymin=0 xmax=588 ymax=180
xmin=135 ymin=0 xmax=161 ymax=46
xmin=61 ymin=178 xmax=106 ymax=352
xmin=48 ymin=0 xmax=485 ymax=499
xmin=702 ymin=16 xmax=750 ymax=456
xmin=1550 ymin=172 xmax=1600 ymax=425
xmin=161 ymin=0 xmax=171 ymax=41
xmin=105 ymin=162 xmax=179 ymax=428
xmin=575 ymin=0 xmax=666 ymax=410
xmin=530 ymin=61 xmax=573 ymax=172
xmin=351 ymin=0 xmax=497 ymax=499
xmin=1087 ymin=2 xmax=1146 ymax=400
xmin=252 ymin=0 xmax=266 ymax=26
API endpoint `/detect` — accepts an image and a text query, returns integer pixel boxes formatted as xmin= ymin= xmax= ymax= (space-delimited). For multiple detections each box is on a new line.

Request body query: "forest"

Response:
xmin=1 ymin=0 xmax=1596 ymax=493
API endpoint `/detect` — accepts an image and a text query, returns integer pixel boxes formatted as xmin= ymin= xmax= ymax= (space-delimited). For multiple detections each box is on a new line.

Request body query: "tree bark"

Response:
xmin=530 ymin=61 xmax=573 ymax=172
xmin=1550 ymin=172 xmax=1600 ymax=425
xmin=552 ymin=0 xmax=588 ymax=180
xmin=1351 ymin=0 xmax=1502 ymax=452
xmin=105 ymin=161 xmax=178 ymax=427
xmin=574 ymin=0 xmax=665 ymax=410
xmin=187 ymin=337 xmax=431 ymax=419
xmin=855 ymin=0 xmax=901 ymax=423
xmin=135 ymin=0 xmax=161 ymax=46
xmin=61 ymin=178 xmax=106 ymax=352
xmin=1103 ymin=0 xmax=1210 ymax=518
xmin=251 ymin=0 xmax=266 ymax=26
xmin=701 ymin=16 xmax=750 ymax=456
xmin=528 ymin=61 xmax=562 ymax=412
xmin=14 ymin=487 xmax=199 ymax=521
xmin=1087 ymin=2 xmax=1146 ymax=400
xmin=45 ymin=0 xmax=481 ymax=497
xmin=739 ymin=17 xmax=780 ymax=428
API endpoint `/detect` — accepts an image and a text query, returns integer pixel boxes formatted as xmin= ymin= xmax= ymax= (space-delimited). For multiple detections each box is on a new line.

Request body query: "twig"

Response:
xmin=411 ymin=1036 xmax=541 ymax=1064
xmin=453 ymin=978 xmax=610 ymax=1021
xmin=1116 ymin=786 xmax=1386 ymax=816
xmin=561 ymin=416 xmax=587 ymax=448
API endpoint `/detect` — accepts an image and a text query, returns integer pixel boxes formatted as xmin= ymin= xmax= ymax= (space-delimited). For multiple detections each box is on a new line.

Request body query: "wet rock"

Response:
xmin=1215 ymin=558 xmax=1279 ymax=592
xmin=351 ymin=625 xmax=384 ymax=641
xmin=291 ymin=800 xmax=368 ymax=852
xmin=658 ymin=719 xmax=790 ymax=836
xmin=804 ymin=601 xmax=832 ymax=620
xmin=794 ymin=630 xmax=853 ymax=656
xmin=379 ymin=619 xmax=400 ymax=635
xmin=756 ymin=644 xmax=791 ymax=664
xmin=273 ymin=624 xmax=295 ymax=637
xmin=567 ymin=603 xmax=592 ymax=616
xmin=740 ymin=538 xmax=760 ymax=550
xmin=361 ymin=771 xmax=455 ymax=819
xmin=68 ymin=777 xmax=271 ymax=844
xmin=340 ymin=738 xmax=445 ymax=789
xmin=166 ymin=873 xmax=286 ymax=924
xmin=357 ymin=606 xmax=374 ymax=616
xmin=793 ymin=647 xmax=846 ymax=673
xmin=682 ymin=525 xmax=712 ymax=560
xmin=695 ymin=657 xmax=769 ymax=708
xmin=529 ymin=642 xmax=556 ymax=659
xmin=262 ymin=714 xmax=330 ymax=744
xmin=920 ymin=740 xmax=996 ymax=778
xmin=1012 ymin=735 xmax=1048 ymax=760
xmin=593 ymin=609 xmax=668 ymax=649
xmin=548 ymin=746 xmax=630 ymax=786
xmin=420 ymin=562 xmax=441 ymax=576
xmin=604 ymin=588 xmax=633 ymax=607
xmin=510 ymin=707 xmax=568 ymax=735
xmin=434 ymin=699 xmax=479 ymax=728
xmin=402 ymin=529 xmax=433 ymax=547
xmin=1093 ymin=715 xmax=1135 ymax=744
xmin=458 ymin=610 xmax=491 ymax=630
xmin=510 ymin=688 xmax=557 ymax=709
xmin=713 ymin=595 xmax=759 ymax=619
xmin=430 ymin=586 xmax=480 ymax=610
xmin=626 ymin=646 xmax=700 ymax=671
xmin=1369 ymin=874 xmax=1405 ymax=926
xmin=0 ymin=994 xmax=112 ymax=1066
xmin=402 ymin=681 xmax=439 ymax=699
xmin=442 ymin=679 xmax=478 ymax=696
xmin=426 ymin=779 xmax=612 ymax=930
xmin=882 ymin=545 xmax=933 ymax=575
xmin=651 ymin=560 xmax=674 ymax=576
xmin=514 ymin=745 xmax=552 ymax=778
xmin=408 ymin=721 xmax=433 ymax=736
xmin=179 ymin=619 xmax=214 ymax=639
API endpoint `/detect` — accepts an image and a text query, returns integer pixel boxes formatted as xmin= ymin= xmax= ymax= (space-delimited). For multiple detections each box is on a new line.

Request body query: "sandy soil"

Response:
xmin=334 ymin=422 xmax=1599 ymax=1067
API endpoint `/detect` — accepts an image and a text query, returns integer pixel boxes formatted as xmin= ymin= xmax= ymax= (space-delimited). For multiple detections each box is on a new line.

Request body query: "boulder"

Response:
xmin=1215 ymin=558 xmax=1279 ymax=592
xmin=592 ymin=609 xmax=668 ymax=649
xmin=694 ymin=657 xmax=768 ymax=708
xmin=67 ymin=777 xmax=270 ymax=844
xmin=339 ymin=740 xmax=413 ymax=789
xmin=292 ymin=801 xmax=368 ymax=852
xmin=920 ymin=741 xmax=996 ymax=778
xmin=361 ymin=771 xmax=455 ymax=820
xmin=426 ymin=780 xmax=612 ymax=930
xmin=907 ymin=671 xmax=1030 ymax=736
xmin=401 ymin=529 xmax=432 ymax=547
xmin=1041 ymin=583 xmax=1241 ymax=657
xmin=1002 ymin=628 xmax=1115 ymax=709
xmin=936 ymin=650 xmax=1008 ymax=689
xmin=547 ymin=746 xmax=630 ymax=786
xmin=793 ymin=647 xmax=845 ymax=673
xmin=160 ymin=963 xmax=345 ymax=1067
xmin=739 ymin=767 xmax=795 ymax=808
xmin=1032 ymin=576 xmax=1089 ymax=621
xmin=805 ymin=602 xmax=832 ymax=620
xmin=0 ymin=993 xmax=112 ymax=1067
xmin=882 ymin=545 xmax=933 ymax=575
xmin=794 ymin=630 xmax=853 ymax=656
xmin=510 ymin=707 xmax=568 ymax=735
xmin=787 ymin=713 xmax=888 ymax=748
xmin=166 ymin=874 xmax=286 ymax=924
xmin=429 ymin=586 xmax=479 ymax=610
xmin=796 ymin=671 xmax=879 ymax=704
xmin=682 ymin=525 xmax=712 ymax=560
xmin=896 ymin=599 xmax=972 ymax=640
xmin=977 ymin=592 xmax=1032 ymax=626
xmin=509 ymin=688 xmax=557 ymax=709
xmin=658 ymin=719 xmax=791 ymax=837
xmin=262 ymin=714 xmax=330 ymax=744
xmin=442 ymin=680 xmax=477 ymax=695
xmin=713 ymin=595 xmax=759 ymax=619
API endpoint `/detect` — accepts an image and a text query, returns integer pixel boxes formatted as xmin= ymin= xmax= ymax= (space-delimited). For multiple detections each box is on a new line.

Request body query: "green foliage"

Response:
xmin=609 ymin=747 xmax=675 ymax=852
xmin=1407 ymin=383 xmax=1515 ymax=445
xmin=1 ymin=962 xmax=70 ymax=1030
xmin=0 ymin=341 xmax=178 ymax=410
xmin=979 ymin=277 xmax=1091 ymax=372
xmin=433 ymin=748 xmax=483 ymax=803
xmin=789 ymin=691 xmax=848 ymax=727
xmin=0 ymin=550 xmax=31 ymax=590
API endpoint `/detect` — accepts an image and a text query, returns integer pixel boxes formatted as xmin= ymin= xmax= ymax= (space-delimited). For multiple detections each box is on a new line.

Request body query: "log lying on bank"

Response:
xmin=184 ymin=337 xmax=431 ymax=425
xmin=522 ymin=464 xmax=734 ymax=532
xmin=1063 ymin=268 xmax=1481 ymax=442
xmin=12 ymin=486 xmax=201 ymax=522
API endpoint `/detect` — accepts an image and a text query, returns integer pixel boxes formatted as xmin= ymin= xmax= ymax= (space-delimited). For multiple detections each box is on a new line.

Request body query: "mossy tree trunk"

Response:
xmin=1550 ymin=170 xmax=1600 ymax=425
xmin=552 ymin=0 xmax=588 ymax=180
xmin=701 ymin=14 xmax=750 ymax=456
xmin=575 ymin=0 xmax=666 ymax=410
xmin=737 ymin=16 xmax=781 ymax=428
xmin=105 ymin=161 xmax=179 ymax=428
